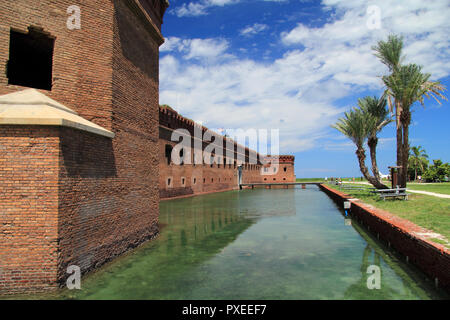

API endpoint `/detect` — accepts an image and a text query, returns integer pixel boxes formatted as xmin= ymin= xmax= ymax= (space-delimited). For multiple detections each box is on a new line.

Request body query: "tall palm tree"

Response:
xmin=409 ymin=146 xmax=428 ymax=181
xmin=382 ymin=63 xmax=446 ymax=186
xmin=373 ymin=35 xmax=447 ymax=188
xmin=357 ymin=95 xmax=392 ymax=184
xmin=332 ymin=108 xmax=387 ymax=189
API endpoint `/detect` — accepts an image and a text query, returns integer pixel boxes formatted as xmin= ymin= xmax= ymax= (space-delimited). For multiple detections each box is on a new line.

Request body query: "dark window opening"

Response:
xmin=7 ymin=27 xmax=55 ymax=90
xmin=193 ymin=178 xmax=197 ymax=185
xmin=181 ymin=178 xmax=185 ymax=185
xmin=180 ymin=149 xmax=184 ymax=165
xmin=284 ymin=167 xmax=287 ymax=172
xmin=203 ymin=178 xmax=206 ymax=183
xmin=165 ymin=145 xmax=173 ymax=165
xmin=167 ymin=178 xmax=171 ymax=186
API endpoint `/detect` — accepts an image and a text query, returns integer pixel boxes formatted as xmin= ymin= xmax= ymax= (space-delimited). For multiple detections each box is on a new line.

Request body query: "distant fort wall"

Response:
xmin=158 ymin=106 xmax=269 ymax=199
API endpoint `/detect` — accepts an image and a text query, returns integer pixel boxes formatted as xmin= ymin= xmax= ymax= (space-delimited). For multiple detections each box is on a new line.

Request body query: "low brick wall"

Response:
xmin=319 ymin=184 xmax=450 ymax=293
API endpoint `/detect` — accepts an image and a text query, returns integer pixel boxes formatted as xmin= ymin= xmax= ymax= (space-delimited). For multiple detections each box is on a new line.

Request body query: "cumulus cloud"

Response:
xmin=161 ymin=0 xmax=450 ymax=153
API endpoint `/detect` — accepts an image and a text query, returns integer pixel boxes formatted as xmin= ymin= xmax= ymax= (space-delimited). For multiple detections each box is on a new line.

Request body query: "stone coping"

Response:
xmin=0 ymin=89 xmax=115 ymax=138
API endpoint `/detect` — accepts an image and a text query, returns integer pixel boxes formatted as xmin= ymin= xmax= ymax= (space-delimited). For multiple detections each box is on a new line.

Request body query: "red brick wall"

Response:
xmin=319 ymin=184 xmax=450 ymax=293
xmin=261 ymin=156 xmax=296 ymax=183
xmin=0 ymin=126 xmax=60 ymax=294
xmin=0 ymin=1 xmax=166 ymax=293
xmin=0 ymin=0 xmax=114 ymax=130
xmin=158 ymin=110 xmax=266 ymax=199
xmin=56 ymin=127 xmax=159 ymax=284
xmin=159 ymin=128 xmax=239 ymax=199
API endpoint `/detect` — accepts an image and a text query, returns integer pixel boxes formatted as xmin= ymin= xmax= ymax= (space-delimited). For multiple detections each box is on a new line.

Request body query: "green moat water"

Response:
xmin=29 ymin=186 xmax=449 ymax=299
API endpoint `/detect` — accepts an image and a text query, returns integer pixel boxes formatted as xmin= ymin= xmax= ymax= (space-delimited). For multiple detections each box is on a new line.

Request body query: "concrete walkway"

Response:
xmin=341 ymin=181 xmax=450 ymax=199
xmin=407 ymin=189 xmax=450 ymax=199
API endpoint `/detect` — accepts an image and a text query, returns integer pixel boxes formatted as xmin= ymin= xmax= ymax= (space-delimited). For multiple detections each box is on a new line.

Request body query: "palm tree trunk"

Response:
xmin=368 ymin=137 xmax=382 ymax=182
xmin=356 ymin=148 xmax=389 ymax=189
xmin=400 ymin=110 xmax=411 ymax=188
xmin=396 ymin=123 xmax=403 ymax=187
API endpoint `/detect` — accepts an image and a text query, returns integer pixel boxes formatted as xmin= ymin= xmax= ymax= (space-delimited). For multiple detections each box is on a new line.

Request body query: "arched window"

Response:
xmin=284 ymin=167 xmax=287 ymax=172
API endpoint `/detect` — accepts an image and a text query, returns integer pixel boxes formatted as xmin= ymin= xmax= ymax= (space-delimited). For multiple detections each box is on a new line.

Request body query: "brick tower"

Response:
xmin=262 ymin=155 xmax=296 ymax=183
xmin=0 ymin=0 xmax=169 ymax=294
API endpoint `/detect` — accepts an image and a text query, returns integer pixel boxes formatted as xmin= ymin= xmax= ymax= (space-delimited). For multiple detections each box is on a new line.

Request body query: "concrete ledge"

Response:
xmin=0 ymin=89 xmax=115 ymax=138
xmin=319 ymin=183 xmax=450 ymax=293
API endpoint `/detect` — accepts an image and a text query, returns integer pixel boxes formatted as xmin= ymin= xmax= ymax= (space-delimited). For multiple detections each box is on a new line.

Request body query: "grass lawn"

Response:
xmin=406 ymin=182 xmax=450 ymax=195
xmin=327 ymin=183 xmax=450 ymax=243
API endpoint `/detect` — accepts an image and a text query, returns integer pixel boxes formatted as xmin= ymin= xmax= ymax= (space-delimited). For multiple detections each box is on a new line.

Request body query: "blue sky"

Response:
xmin=159 ymin=0 xmax=450 ymax=178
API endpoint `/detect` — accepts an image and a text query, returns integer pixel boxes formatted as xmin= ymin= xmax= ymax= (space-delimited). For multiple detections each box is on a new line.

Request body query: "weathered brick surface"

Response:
xmin=0 ymin=126 xmax=60 ymax=294
xmin=319 ymin=184 xmax=450 ymax=293
xmin=0 ymin=0 xmax=167 ymax=294
xmin=0 ymin=0 xmax=114 ymax=130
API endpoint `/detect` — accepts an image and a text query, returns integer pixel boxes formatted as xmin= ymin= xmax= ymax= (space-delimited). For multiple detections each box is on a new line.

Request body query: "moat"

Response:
xmin=30 ymin=186 xmax=447 ymax=299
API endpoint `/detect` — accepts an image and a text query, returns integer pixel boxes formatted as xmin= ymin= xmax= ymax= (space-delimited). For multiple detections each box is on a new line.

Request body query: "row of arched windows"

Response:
xmin=164 ymin=144 xmax=261 ymax=170
xmin=166 ymin=176 xmax=234 ymax=188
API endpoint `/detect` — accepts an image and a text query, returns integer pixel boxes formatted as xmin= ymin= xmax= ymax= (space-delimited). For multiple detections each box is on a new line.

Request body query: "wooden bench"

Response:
xmin=373 ymin=188 xmax=409 ymax=201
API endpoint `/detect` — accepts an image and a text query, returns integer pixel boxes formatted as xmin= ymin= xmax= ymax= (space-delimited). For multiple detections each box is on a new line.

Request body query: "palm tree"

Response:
xmin=332 ymin=108 xmax=387 ymax=189
xmin=409 ymin=146 xmax=428 ymax=181
xmin=372 ymin=35 xmax=405 ymax=186
xmin=373 ymin=35 xmax=447 ymax=188
xmin=357 ymin=95 xmax=392 ymax=184
xmin=382 ymin=63 xmax=446 ymax=187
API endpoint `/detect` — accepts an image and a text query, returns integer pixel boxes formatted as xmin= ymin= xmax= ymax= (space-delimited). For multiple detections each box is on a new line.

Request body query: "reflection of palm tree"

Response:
xmin=343 ymin=221 xmax=433 ymax=300
xmin=343 ymin=245 xmax=398 ymax=300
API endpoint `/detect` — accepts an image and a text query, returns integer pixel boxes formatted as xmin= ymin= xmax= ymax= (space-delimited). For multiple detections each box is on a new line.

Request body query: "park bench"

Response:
xmin=372 ymin=188 xmax=409 ymax=201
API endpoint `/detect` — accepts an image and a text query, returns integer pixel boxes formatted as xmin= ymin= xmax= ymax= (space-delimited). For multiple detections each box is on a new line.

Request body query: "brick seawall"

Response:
xmin=319 ymin=184 xmax=450 ymax=293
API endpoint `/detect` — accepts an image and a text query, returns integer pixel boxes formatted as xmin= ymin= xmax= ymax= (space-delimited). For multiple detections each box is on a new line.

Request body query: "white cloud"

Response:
xmin=161 ymin=0 xmax=450 ymax=153
xmin=173 ymin=0 xmax=239 ymax=17
xmin=240 ymin=23 xmax=268 ymax=36
xmin=161 ymin=37 xmax=230 ymax=61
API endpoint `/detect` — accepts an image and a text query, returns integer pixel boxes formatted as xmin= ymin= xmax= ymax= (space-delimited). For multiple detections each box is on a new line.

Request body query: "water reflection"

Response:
xmin=21 ymin=187 xmax=448 ymax=300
